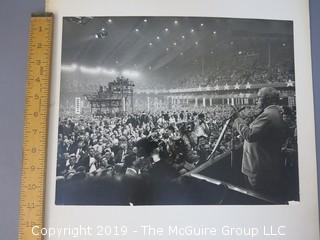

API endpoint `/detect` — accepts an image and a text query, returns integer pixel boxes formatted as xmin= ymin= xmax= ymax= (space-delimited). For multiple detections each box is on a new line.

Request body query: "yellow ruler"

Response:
xmin=18 ymin=13 xmax=53 ymax=240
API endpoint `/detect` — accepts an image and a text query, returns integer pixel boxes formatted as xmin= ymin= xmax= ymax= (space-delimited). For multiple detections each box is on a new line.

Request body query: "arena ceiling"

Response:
xmin=61 ymin=17 xmax=294 ymax=89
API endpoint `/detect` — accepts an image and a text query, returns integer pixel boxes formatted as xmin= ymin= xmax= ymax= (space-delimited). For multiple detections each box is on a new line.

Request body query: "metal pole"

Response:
xmin=131 ymin=91 xmax=134 ymax=113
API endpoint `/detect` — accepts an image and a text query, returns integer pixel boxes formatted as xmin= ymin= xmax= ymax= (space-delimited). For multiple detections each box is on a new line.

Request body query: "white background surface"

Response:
xmin=0 ymin=0 xmax=319 ymax=239
xmin=43 ymin=0 xmax=320 ymax=239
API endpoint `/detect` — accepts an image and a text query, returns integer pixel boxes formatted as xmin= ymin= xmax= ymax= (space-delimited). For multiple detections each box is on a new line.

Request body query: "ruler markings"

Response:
xmin=18 ymin=13 xmax=53 ymax=240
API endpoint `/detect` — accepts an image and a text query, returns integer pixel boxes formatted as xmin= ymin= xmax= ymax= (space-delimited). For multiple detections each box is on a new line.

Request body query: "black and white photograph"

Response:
xmin=55 ymin=16 xmax=299 ymax=205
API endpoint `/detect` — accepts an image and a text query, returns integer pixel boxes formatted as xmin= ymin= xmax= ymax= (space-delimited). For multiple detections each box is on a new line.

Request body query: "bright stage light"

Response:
xmin=101 ymin=69 xmax=118 ymax=75
xmin=80 ymin=66 xmax=100 ymax=74
xmin=61 ymin=64 xmax=120 ymax=76
xmin=122 ymin=70 xmax=140 ymax=78
xmin=61 ymin=63 xmax=78 ymax=72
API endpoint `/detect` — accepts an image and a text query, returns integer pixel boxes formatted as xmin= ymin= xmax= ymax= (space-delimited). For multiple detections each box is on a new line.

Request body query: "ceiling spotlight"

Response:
xmin=213 ymin=31 xmax=217 ymax=34
xmin=156 ymin=36 xmax=160 ymax=40
xmin=195 ymin=41 xmax=199 ymax=45
xmin=210 ymin=50 xmax=214 ymax=54
xmin=95 ymin=29 xmax=108 ymax=39
xmin=149 ymin=42 xmax=153 ymax=46
xmin=135 ymin=28 xmax=139 ymax=32
xmin=115 ymin=60 xmax=119 ymax=64
xmin=230 ymin=41 xmax=234 ymax=45
xmin=282 ymin=42 xmax=287 ymax=47
xmin=108 ymin=19 xmax=112 ymax=23
xmin=144 ymin=19 xmax=148 ymax=22
xmin=174 ymin=20 xmax=179 ymax=25
xmin=165 ymin=28 xmax=169 ymax=32
xmin=181 ymin=35 xmax=185 ymax=39
xmin=238 ymin=51 xmax=242 ymax=55
xmin=200 ymin=23 xmax=204 ymax=27
xmin=166 ymin=47 xmax=169 ymax=51
xmin=148 ymin=66 xmax=152 ymax=70
xmin=190 ymin=28 xmax=195 ymax=33
xmin=180 ymin=52 xmax=184 ymax=55
xmin=67 ymin=17 xmax=93 ymax=25
xmin=173 ymin=42 xmax=177 ymax=46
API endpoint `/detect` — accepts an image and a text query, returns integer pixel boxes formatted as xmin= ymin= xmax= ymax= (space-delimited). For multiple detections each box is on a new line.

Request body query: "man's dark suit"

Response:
xmin=234 ymin=105 xmax=287 ymax=196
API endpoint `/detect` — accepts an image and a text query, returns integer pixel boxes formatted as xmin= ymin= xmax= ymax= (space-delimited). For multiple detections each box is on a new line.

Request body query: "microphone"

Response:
xmin=228 ymin=106 xmax=246 ymax=120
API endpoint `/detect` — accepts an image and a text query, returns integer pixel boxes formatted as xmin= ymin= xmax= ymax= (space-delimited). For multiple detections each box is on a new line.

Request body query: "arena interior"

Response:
xmin=56 ymin=17 xmax=298 ymax=205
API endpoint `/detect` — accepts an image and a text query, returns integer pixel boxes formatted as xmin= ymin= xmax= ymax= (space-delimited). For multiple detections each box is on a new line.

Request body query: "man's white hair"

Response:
xmin=258 ymin=87 xmax=280 ymax=105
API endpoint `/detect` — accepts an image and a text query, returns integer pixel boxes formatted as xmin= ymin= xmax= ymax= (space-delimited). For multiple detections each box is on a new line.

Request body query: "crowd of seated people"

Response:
xmin=176 ymin=61 xmax=294 ymax=89
xmin=137 ymin=59 xmax=295 ymax=90
xmin=56 ymin=104 xmax=297 ymax=188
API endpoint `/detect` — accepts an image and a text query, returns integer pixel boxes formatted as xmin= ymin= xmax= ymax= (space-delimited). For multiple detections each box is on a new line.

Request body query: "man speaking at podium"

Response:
xmin=233 ymin=87 xmax=287 ymax=199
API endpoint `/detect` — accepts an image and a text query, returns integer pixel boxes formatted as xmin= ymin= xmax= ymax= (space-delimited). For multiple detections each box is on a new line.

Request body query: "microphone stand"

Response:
xmin=206 ymin=118 xmax=232 ymax=162
xmin=206 ymin=106 xmax=245 ymax=162
xmin=230 ymin=126 xmax=235 ymax=169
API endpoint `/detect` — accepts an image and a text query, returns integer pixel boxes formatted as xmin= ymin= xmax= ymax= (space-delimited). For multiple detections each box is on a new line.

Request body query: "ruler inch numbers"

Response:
xmin=18 ymin=13 xmax=53 ymax=240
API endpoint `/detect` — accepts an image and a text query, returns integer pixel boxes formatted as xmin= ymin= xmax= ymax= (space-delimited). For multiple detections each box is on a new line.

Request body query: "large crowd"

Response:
xmin=138 ymin=60 xmax=295 ymax=90
xmin=176 ymin=61 xmax=294 ymax=89
xmin=56 ymin=104 xmax=297 ymax=185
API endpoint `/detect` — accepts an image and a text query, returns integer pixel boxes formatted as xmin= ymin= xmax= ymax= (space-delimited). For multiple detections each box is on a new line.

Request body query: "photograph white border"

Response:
xmin=45 ymin=0 xmax=319 ymax=239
